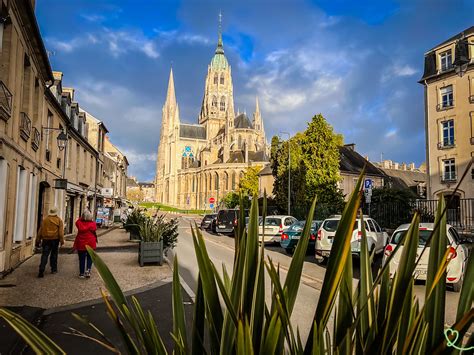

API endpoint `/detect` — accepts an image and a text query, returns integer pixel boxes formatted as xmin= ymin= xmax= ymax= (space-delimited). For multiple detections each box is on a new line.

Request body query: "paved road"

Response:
xmin=171 ymin=216 xmax=463 ymax=339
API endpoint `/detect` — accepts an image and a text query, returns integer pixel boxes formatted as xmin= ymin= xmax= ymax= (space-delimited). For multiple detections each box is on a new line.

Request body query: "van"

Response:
xmin=216 ymin=209 xmax=249 ymax=234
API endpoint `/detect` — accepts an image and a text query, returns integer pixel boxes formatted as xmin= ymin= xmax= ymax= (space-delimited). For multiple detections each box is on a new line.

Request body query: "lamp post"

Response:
xmin=453 ymin=37 xmax=473 ymax=77
xmin=280 ymin=132 xmax=291 ymax=216
xmin=41 ymin=127 xmax=69 ymax=178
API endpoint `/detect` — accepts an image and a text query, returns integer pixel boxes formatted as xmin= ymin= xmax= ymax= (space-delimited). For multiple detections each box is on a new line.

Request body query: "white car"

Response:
xmin=383 ymin=223 xmax=469 ymax=292
xmin=315 ymin=215 xmax=388 ymax=263
xmin=258 ymin=215 xmax=298 ymax=243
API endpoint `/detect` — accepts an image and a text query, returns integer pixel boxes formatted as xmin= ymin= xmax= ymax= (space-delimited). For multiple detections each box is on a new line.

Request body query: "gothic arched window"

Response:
xmin=213 ymin=74 xmax=218 ymax=84
xmin=220 ymin=75 xmax=224 ymax=85
xmin=238 ymin=135 xmax=242 ymax=149
xmin=220 ymin=96 xmax=226 ymax=111
xmin=231 ymin=171 xmax=236 ymax=191
xmin=212 ymin=96 xmax=217 ymax=107
xmin=215 ymin=172 xmax=219 ymax=190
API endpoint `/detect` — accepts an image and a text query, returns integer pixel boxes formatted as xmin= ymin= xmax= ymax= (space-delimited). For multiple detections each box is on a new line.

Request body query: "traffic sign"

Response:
xmin=209 ymin=203 xmax=214 ymax=209
xmin=364 ymin=188 xmax=372 ymax=196
xmin=365 ymin=195 xmax=372 ymax=204
xmin=209 ymin=197 xmax=215 ymax=204
xmin=364 ymin=178 xmax=373 ymax=190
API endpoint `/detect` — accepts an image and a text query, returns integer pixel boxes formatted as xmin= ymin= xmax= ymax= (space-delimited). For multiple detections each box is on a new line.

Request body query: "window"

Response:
xmin=443 ymin=159 xmax=456 ymax=181
xmin=367 ymin=220 xmax=376 ymax=232
xmin=214 ymin=74 xmax=218 ymax=84
xmin=45 ymin=111 xmax=53 ymax=161
xmin=440 ymin=50 xmax=452 ymax=71
xmin=56 ymin=157 xmax=61 ymax=169
xmin=220 ymin=75 xmax=224 ymax=85
xmin=442 ymin=120 xmax=454 ymax=147
xmin=373 ymin=220 xmax=382 ymax=233
xmin=440 ymin=86 xmax=453 ymax=108
xmin=232 ymin=171 xmax=236 ymax=190
xmin=220 ymin=96 xmax=225 ymax=111
xmin=215 ymin=173 xmax=219 ymax=190
xmin=212 ymin=96 xmax=217 ymax=107
xmin=0 ymin=159 xmax=8 ymax=248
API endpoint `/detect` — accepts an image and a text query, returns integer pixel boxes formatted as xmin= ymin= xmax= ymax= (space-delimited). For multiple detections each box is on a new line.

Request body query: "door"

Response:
xmin=445 ymin=194 xmax=460 ymax=228
xmin=36 ymin=182 xmax=47 ymax=232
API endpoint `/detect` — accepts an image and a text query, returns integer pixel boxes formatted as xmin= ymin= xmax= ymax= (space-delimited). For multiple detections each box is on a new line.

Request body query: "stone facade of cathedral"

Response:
xmin=155 ymin=28 xmax=269 ymax=209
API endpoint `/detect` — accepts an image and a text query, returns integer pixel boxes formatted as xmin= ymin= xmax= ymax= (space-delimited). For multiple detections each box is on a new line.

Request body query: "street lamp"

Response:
xmin=280 ymin=132 xmax=291 ymax=216
xmin=453 ymin=38 xmax=473 ymax=77
xmin=56 ymin=131 xmax=68 ymax=151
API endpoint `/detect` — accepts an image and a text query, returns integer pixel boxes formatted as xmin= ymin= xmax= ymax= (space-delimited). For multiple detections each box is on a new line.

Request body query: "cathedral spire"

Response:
xmin=165 ymin=67 xmax=176 ymax=105
xmin=255 ymin=96 xmax=260 ymax=116
xmin=216 ymin=11 xmax=224 ymax=55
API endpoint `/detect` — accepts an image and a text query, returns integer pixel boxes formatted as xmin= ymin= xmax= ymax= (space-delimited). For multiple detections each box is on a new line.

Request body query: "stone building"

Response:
xmin=419 ymin=26 xmax=474 ymax=202
xmin=155 ymin=23 xmax=268 ymax=209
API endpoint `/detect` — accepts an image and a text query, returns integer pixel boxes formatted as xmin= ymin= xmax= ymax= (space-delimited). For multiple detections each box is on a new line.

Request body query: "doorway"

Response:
xmin=36 ymin=182 xmax=48 ymax=231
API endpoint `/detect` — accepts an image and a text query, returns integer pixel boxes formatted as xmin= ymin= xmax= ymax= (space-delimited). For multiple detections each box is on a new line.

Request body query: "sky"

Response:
xmin=36 ymin=0 xmax=474 ymax=181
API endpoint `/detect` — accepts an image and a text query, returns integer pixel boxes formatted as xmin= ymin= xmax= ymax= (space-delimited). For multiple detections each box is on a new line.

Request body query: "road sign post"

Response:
xmin=363 ymin=179 xmax=373 ymax=216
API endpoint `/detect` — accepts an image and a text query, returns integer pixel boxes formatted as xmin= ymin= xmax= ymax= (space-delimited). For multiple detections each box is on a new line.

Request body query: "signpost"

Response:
xmin=209 ymin=197 xmax=215 ymax=211
xmin=364 ymin=178 xmax=373 ymax=215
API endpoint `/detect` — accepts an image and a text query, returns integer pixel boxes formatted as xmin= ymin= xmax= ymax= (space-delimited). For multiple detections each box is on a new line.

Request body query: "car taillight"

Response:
xmin=384 ymin=244 xmax=393 ymax=257
xmin=281 ymin=233 xmax=289 ymax=240
xmin=357 ymin=231 xmax=362 ymax=239
xmin=447 ymin=277 xmax=457 ymax=282
xmin=317 ymin=230 xmax=322 ymax=240
xmin=234 ymin=218 xmax=238 ymax=226
xmin=310 ymin=234 xmax=316 ymax=240
xmin=279 ymin=224 xmax=283 ymax=234
xmin=448 ymin=246 xmax=457 ymax=260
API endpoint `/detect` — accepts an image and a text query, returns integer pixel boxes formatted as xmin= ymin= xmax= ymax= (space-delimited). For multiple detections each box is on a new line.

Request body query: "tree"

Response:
xmin=238 ymin=165 xmax=262 ymax=197
xmin=271 ymin=114 xmax=345 ymax=219
xmin=127 ymin=188 xmax=144 ymax=202
xmin=222 ymin=192 xmax=240 ymax=208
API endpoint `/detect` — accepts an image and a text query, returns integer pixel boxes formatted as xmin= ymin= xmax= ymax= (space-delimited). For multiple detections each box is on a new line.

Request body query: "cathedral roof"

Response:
xmin=234 ymin=113 xmax=254 ymax=129
xmin=210 ymin=18 xmax=229 ymax=70
xmin=179 ymin=124 xmax=207 ymax=140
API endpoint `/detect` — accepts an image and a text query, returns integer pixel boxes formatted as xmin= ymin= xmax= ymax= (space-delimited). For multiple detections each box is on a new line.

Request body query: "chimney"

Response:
xmin=409 ymin=162 xmax=415 ymax=171
xmin=401 ymin=163 xmax=407 ymax=171
xmin=344 ymin=143 xmax=355 ymax=151
xmin=393 ymin=162 xmax=399 ymax=170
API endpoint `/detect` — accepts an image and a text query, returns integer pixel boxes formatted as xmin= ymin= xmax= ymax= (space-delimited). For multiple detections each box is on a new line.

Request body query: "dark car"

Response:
xmin=216 ymin=209 xmax=249 ymax=235
xmin=280 ymin=220 xmax=322 ymax=254
xmin=200 ymin=214 xmax=217 ymax=231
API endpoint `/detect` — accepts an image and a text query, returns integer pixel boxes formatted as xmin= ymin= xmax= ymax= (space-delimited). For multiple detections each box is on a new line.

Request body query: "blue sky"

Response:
xmin=36 ymin=0 xmax=474 ymax=181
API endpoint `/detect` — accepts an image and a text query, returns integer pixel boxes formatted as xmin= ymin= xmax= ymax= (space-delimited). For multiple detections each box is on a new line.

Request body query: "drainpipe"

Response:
xmin=423 ymin=79 xmax=431 ymax=199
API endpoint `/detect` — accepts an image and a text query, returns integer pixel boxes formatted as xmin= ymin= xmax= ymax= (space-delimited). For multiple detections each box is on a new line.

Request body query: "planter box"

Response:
xmin=139 ymin=240 xmax=163 ymax=266
xmin=130 ymin=231 xmax=140 ymax=240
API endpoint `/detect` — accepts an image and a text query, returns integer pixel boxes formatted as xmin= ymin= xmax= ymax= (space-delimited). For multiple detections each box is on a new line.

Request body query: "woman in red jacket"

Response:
xmin=73 ymin=209 xmax=97 ymax=278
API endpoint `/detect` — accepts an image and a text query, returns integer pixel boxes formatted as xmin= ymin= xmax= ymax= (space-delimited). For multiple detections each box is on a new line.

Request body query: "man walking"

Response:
xmin=36 ymin=207 xmax=64 ymax=278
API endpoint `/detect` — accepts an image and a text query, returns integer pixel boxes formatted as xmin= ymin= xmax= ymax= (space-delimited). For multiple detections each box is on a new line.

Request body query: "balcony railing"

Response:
xmin=437 ymin=140 xmax=455 ymax=149
xmin=0 ymin=81 xmax=13 ymax=122
xmin=441 ymin=172 xmax=457 ymax=183
xmin=19 ymin=112 xmax=32 ymax=141
xmin=436 ymin=100 xmax=454 ymax=111
xmin=31 ymin=127 xmax=40 ymax=151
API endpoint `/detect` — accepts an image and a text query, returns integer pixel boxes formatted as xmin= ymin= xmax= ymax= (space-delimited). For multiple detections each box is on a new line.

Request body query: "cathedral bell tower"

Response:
xmin=199 ymin=14 xmax=235 ymax=139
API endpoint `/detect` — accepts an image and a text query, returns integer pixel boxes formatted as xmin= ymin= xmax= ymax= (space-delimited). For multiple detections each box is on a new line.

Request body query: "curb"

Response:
xmin=163 ymin=255 xmax=196 ymax=302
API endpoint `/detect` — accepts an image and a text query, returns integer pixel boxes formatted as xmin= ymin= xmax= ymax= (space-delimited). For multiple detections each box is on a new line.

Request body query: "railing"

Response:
xmin=31 ymin=127 xmax=40 ymax=151
xmin=437 ymin=140 xmax=455 ymax=149
xmin=0 ymin=81 xmax=13 ymax=122
xmin=436 ymin=100 xmax=454 ymax=111
xmin=19 ymin=112 xmax=32 ymax=141
xmin=441 ymin=172 xmax=457 ymax=183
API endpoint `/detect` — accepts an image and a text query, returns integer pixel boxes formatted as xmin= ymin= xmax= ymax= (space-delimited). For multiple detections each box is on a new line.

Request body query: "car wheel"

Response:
xmin=452 ymin=273 xmax=463 ymax=292
xmin=285 ymin=248 xmax=294 ymax=255
xmin=316 ymin=256 xmax=327 ymax=265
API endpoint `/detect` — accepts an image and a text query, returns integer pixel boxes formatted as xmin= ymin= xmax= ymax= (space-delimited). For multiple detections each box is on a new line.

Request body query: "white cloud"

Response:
xmin=393 ymin=65 xmax=417 ymax=77
xmin=81 ymin=14 xmax=106 ymax=23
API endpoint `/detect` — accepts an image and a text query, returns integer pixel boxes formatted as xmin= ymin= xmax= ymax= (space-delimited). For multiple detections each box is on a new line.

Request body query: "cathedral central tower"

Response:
xmin=199 ymin=17 xmax=235 ymax=138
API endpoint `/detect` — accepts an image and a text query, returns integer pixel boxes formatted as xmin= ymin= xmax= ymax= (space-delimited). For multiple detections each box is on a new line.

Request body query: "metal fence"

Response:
xmin=363 ymin=198 xmax=474 ymax=233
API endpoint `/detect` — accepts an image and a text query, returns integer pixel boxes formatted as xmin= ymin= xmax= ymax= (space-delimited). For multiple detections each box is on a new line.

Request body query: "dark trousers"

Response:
xmin=39 ymin=239 xmax=60 ymax=273
xmin=78 ymin=250 xmax=93 ymax=275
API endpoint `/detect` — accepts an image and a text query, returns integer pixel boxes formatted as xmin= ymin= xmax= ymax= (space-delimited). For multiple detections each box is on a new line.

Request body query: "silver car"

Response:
xmin=258 ymin=215 xmax=298 ymax=243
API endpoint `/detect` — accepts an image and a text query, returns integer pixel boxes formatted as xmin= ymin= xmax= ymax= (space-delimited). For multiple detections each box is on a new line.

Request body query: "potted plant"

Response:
xmin=123 ymin=209 xmax=145 ymax=240
xmin=138 ymin=217 xmax=164 ymax=266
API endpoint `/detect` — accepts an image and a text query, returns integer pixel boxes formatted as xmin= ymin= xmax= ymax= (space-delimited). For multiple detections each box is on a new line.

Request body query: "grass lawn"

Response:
xmin=138 ymin=202 xmax=211 ymax=215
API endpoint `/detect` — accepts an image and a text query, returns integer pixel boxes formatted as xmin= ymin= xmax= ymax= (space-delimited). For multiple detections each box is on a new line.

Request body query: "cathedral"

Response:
xmin=154 ymin=24 xmax=269 ymax=209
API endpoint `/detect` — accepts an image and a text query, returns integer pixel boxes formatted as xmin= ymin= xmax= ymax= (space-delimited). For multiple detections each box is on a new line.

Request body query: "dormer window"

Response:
xmin=440 ymin=50 xmax=452 ymax=72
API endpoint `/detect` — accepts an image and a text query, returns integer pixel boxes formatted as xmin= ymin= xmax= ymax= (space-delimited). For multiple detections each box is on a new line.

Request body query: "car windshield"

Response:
xmin=391 ymin=229 xmax=432 ymax=246
xmin=288 ymin=221 xmax=305 ymax=231
xmin=323 ymin=220 xmax=339 ymax=232
xmin=260 ymin=218 xmax=281 ymax=226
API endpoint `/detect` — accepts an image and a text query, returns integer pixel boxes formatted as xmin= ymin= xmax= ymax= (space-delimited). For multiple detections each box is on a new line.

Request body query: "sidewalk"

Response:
xmin=0 ymin=227 xmax=191 ymax=354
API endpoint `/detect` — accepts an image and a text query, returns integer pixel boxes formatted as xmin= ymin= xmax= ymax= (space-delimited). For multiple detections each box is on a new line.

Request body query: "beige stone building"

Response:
xmin=155 ymin=25 xmax=268 ymax=209
xmin=419 ymin=26 xmax=474 ymax=205
xmin=104 ymin=136 xmax=128 ymax=211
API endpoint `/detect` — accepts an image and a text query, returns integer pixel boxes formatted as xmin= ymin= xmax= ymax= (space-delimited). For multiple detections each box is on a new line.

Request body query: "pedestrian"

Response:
xmin=36 ymin=207 xmax=64 ymax=278
xmin=73 ymin=209 xmax=98 ymax=279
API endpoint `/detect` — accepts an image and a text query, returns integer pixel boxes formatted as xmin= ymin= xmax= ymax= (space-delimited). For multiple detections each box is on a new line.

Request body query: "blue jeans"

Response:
xmin=78 ymin=250 xmax=93 ymax=275
xmin=39 ymin=239 xmax=60 ymax=273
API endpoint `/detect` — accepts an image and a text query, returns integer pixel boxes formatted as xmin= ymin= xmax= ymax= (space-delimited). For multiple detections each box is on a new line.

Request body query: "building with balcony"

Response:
xmin=419 ymin=26 xmax=474 ymax=204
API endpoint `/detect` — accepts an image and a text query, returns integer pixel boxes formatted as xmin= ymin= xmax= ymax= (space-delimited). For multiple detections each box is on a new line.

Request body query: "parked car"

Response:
xmin=200 ymin=214 xmax=217 ymax=231
xmin=280 ymin=220 xmax=322 ymax=254
xmin=258 ymin=215 xmax=298 ymax=243
xmin=315 ymin=215 xmax=388 ymax=263
xmin=216 ymin=209 xmax=249 ymax=235
xmin=382 ymin=223 xmax=469 ymax=292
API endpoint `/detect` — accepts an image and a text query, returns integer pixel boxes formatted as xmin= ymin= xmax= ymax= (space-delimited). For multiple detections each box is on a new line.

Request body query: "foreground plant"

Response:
xmin=1 ymin=172 xmax=473 ymax=353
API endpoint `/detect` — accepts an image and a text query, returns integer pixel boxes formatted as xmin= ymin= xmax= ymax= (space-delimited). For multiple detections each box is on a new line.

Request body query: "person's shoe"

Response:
xmin=79 ymin=274 xmax=85 ymax=279
xmin=38 ymin=272 xmax=44 ymax=278
xmin=85 ymin=270 xmax=91 ymax=278
xmin=51 ymin=270 xmax=57 ymax=274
